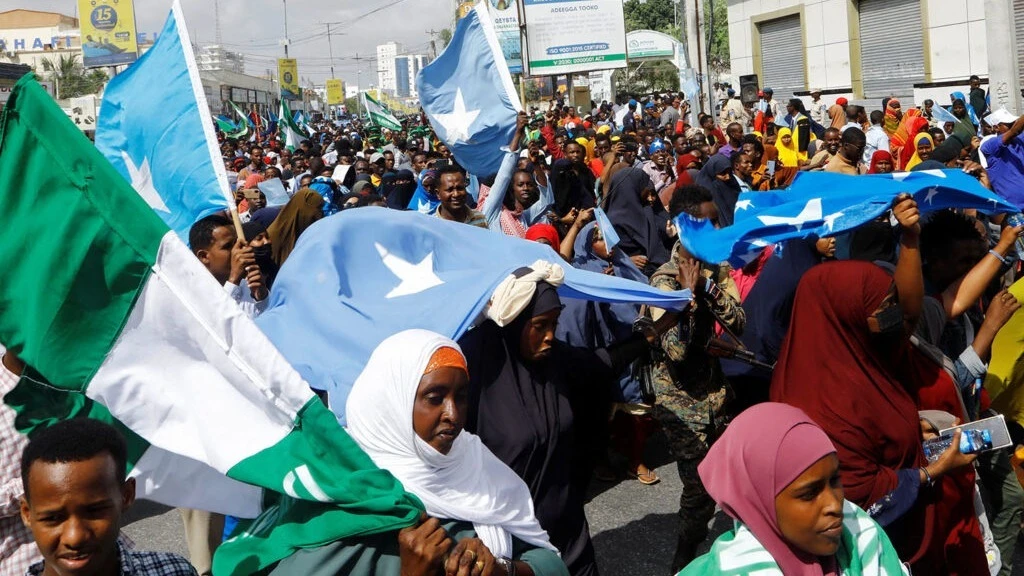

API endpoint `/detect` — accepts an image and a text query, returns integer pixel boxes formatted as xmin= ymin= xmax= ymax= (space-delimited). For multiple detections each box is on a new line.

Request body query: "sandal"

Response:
xmin=627 ymin=465 xmax=660 ymax=485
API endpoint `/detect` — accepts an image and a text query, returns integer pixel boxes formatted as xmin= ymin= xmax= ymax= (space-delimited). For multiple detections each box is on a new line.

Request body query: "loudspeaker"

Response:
xmin=739 ymin=74 xmax=760 ymax=104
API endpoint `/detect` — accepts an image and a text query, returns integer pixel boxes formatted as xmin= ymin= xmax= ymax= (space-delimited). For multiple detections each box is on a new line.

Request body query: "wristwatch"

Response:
xmin=495 ymin=557 xmax=517 ymax=576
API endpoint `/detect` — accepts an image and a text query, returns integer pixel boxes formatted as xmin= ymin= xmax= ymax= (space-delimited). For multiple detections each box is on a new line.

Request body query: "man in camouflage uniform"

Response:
xmin=648 ymin=242 xmax=744 ymax=572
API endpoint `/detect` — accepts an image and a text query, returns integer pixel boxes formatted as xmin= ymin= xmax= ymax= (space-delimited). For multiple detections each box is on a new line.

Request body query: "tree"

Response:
xmin=621 ymin=0 xmax=730 ymax=83
xmin=40 ymin=53 xmax=107 ymax=99
xmin=438 ymin=28 xmax=453 ymax=50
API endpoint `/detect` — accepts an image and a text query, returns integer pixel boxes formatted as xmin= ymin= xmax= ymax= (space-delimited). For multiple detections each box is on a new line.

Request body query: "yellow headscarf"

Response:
xmin=775 ymin=128 xmax=801 ymax=168
xmin=904 ymin=133 xmax=933 ymax=171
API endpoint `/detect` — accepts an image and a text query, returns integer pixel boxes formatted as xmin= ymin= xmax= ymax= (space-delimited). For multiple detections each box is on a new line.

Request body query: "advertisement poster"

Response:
xmin=78 ymin=0 xmax=139 ymax=67
xmin=326 ymin=79 xmax=344 ymax=105
xmin=487 ymin=0 xmax=522 ymax=74
xmin=277 ymin=58 xmax=300 ymax=100
xmin=521 ymin=0 xmax=627 ymax=76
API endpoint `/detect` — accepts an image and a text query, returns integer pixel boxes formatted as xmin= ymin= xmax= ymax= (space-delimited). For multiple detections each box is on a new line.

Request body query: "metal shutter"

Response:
xmin=759 ymin=15 xmax=804 ymax=103
xmin=1016 ymin=0 xmax=1024 ymax=83
xmin=859 ymin=0 xmax=924 ymax=100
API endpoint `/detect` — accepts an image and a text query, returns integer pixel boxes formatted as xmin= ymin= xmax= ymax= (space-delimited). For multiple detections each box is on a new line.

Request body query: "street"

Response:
xmin=120 ymin=431 xmax=726 ymax=575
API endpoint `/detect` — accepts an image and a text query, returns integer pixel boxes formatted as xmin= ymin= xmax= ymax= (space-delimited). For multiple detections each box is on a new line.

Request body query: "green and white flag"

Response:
xmin=363 ymin=92 xmax=402 ymax=131
xmin=278 ymin=100 xmax=306 ymax=151
xmin=0 ymin=74 xmax=422 ymax=575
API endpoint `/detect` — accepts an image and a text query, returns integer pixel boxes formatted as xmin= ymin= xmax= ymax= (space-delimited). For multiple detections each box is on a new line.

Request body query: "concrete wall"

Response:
xmin=727 ymin=0 xmax=988 ymax=106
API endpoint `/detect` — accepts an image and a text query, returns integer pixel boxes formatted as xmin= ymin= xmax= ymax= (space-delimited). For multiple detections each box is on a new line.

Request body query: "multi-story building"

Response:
xmin=407 ymin=54 xmax=429 ymax=97
xmin=395 ymin=56 xmax=410 ymax=97
xmin=376 ymin=41 xmax=400 ymax=94
xmin=196 ymin=45 xmax=245 ymax=75
xmin=726 ymin=0 xmax=1024 ymax=112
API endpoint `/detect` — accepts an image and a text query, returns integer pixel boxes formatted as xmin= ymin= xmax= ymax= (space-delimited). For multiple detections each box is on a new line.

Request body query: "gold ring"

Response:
xmin=476 ymin=561 xmax=485 ymax=570
xmin=466 ymin=550 xmax=476 ymax=560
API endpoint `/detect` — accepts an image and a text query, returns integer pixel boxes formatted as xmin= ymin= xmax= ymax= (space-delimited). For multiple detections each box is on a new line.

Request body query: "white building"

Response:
xmin=725 ymin=0 xmax=1020 ymax=111
xmin=196 ymin=45 xmax=245 ymax=75
xmin=376 ymin=41 xmax=401 ymax=94
xmin=407 ymin=54 xmax=429 ymax=97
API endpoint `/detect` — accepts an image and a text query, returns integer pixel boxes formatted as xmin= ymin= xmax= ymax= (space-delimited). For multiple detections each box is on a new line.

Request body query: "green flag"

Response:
xmin=0 ymin=73 xmax=423 ymax=575
xmin=363 ymin=92 xmax=403 ymax=131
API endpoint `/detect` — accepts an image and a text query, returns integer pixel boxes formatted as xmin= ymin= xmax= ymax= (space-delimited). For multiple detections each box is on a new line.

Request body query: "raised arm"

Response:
xmin=892 ymin=195 xmax=923 ymax=336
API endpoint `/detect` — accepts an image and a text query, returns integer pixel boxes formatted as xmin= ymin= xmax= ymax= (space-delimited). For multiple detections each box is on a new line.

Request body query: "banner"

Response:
xmin=326 ymin=79 xmax=344 ymax=105
xmin=278 ymin=58 xmax=299 ymax=101
xmin=486 ymin=0 xmax=522 ymax=74
xmin=521 ymin=0 xmax=627 ymax=76
xmin=78 ymin=0 xmax=139 ymax=67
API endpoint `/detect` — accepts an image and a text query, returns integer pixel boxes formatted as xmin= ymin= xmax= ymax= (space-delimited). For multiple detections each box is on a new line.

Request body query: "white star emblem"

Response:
xmin=416 ymin=199 xmax=433 ymax=214
xmin=432 ymin=89 xmax=480 ymax=145
xmin=756 ymin=198 xmax=823 ymax=231
xmin=375 ymin=243 xmax=444 ymax=298
xmin=823 ymin=210 xmax=844 ymax=232
xmin=122 ymin=152 xmax=169 ymax=213
xmin=735 ymin=199 xmax=753 ymax=211
xmin=736 ymin=239 xmax=769 ymax=265
xmin=924 ymin=187 xmax=940 ymax=205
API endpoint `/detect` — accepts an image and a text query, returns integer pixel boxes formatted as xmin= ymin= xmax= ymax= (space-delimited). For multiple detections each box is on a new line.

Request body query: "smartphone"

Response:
xmin=767 ymin=160 xmax=776 ymax=176
xmin=922 ymin=414 xmax=1013 ymax=463
xmin=242 ymin=188 xmax=262 ymax=201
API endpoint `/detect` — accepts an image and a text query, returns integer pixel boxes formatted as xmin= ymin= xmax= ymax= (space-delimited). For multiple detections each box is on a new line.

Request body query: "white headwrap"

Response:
xmin=484 ymin=260 xmax=566 ymax=327
xmin=345 ymin=329 xmax=556 ymax=558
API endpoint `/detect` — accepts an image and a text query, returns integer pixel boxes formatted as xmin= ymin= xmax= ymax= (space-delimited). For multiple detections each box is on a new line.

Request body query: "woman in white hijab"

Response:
xmin=270 ymin=329 xmax=568 ymax=576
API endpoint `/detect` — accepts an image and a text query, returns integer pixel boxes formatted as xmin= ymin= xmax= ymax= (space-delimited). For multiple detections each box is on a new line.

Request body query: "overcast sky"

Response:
xmin=3 ymin=0 xmax=455 ymax=87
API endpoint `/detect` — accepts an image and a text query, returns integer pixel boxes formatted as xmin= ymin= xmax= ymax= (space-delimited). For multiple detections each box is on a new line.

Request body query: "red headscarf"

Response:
xmin=771 ymin=261 xmax=924 ymax=506
xmin=868 ymin=150 xmax=894 ymax=174
xmin=524 ymin=223 xmax=560 ymax=248
xmin=769 ymin=262 xmax=930 ymax=554
xmin=699 ymin=403 xmax=838 ymax=576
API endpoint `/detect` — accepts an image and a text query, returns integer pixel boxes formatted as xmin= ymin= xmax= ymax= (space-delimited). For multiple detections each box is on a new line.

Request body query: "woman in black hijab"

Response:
xmin=459 ymin=279 xmax=676 ymax=576
xmin=551 ymin=156 xmax=597 ymax=218
xmin=602 ymin=168 xmax=672 ymax=277
xmin=695 ymin=154 xmax=741 ymax=227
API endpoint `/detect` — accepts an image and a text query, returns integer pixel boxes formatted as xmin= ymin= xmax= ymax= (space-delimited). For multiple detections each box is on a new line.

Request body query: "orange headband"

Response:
xmin=424 ymin=347 xmax=467 ymax=375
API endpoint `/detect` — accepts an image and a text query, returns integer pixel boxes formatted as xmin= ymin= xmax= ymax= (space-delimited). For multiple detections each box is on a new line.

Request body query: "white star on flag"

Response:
xmin=924 ymin=187 xmax=940 ymax=205
xmin=121 ymin=151 xmax=169 ymax=213
xmin=735 ymin=199 xmax=754 ymax=211
xmin=375 ymin=243 xmax=445 ymax=298
xmin=433 ymin=89 xmax=480 ymax=145
xmin=823 ymin=211 xmax=844 ymax=232
xmin=756 ymin=198 xmax=823 ymax=231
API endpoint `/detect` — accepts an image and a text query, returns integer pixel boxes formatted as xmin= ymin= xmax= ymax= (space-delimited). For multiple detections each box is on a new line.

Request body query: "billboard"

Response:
xmin=487 ymin=0 xmax=522 ymax=74
xmin=78 ymin=0 xmax=139 ymax=67
xmin=277 ymin=58 xmax=300 ymax=100
xmin=626 ymin=30 xmax=676 ymax=60
xmin=520 ymin=0 xmax=627 ymax=77
xmin=326 ymin=79 xmax=344 ymax=105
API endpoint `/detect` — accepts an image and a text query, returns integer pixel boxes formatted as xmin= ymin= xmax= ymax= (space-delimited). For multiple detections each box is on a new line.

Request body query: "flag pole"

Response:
xmin=230 ymin=207 xmax=246 ymax=242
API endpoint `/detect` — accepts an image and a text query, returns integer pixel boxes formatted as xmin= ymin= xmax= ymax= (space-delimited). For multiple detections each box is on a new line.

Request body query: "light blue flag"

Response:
xmin=96 ymin=1 xmax=232 ymax=242
xmin=676 ymin=169 xmax=1017 ymax=267
xmin=256 ymin=208 xmax=692 ymax=424
xmin=932 ymin=104 xmax=959 ymax=125
xmin=416 ymin=2 xmax=522 ymax=177
xmin=593 ymin=207 xmax=621 ymax=251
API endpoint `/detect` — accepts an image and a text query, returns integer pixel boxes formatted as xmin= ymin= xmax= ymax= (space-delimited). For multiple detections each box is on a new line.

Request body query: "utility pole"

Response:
xmin=326 ymin=23 xmax=336 ymax=78
xmin=214 ymin=0 xmax=222 ymax=45
xmin=356 ymin=52 xmax=363 ymax=117
xmin=282 ymin=0 xmax=290 ymax=58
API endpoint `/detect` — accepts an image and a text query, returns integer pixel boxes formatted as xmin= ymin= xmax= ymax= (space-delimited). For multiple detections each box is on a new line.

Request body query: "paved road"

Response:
xmin=123 ymin=429 xmax=1024 ymax=575
xmin=121 ymin=430 xmax=723 ymax=575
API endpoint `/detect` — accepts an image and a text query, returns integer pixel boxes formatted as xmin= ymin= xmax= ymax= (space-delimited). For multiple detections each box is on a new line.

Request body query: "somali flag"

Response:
xmin=416 ymin=2 xmax=521 ymax=177
xmin=256 ymin=208 xmax=693 ymax=424
xmin=96 ymin=1 xmax=233 ymax=242
xmin=677 ymin=170 xmax=1017 ymax=267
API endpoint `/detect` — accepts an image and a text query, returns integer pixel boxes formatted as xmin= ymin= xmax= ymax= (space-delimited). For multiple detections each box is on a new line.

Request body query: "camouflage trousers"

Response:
xmin=653 ymin=383 xmax=729 ymax=545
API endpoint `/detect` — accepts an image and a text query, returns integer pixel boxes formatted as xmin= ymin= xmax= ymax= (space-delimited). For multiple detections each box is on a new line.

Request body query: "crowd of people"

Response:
xmin=6 ymin=73 xmax=1024 ymax=576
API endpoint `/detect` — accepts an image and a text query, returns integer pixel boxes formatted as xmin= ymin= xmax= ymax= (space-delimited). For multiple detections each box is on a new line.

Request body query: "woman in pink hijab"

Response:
xmin=678 ymin=403 xmax=908 ymax=576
